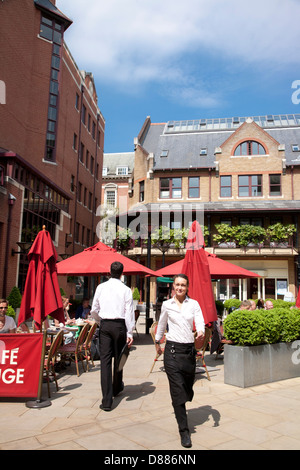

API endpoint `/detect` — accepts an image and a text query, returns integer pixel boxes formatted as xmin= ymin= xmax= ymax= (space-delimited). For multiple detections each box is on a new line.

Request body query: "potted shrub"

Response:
xmin=7 ymin=286 xmax=22 ymax=324
xmin=223 ymin=298 xmax=241 ymax=312
xmin=132 ymin=287 xmax=140 ymax=310
xmin=7 ymin=286 xmax=22 ymax=310
xmin=213 ymin=224 xmax=236 ymax=247
xmin=223 ymin=307 xmax=300 ymax=387
xmin=266 ymin=223 xmax=296 ymax=247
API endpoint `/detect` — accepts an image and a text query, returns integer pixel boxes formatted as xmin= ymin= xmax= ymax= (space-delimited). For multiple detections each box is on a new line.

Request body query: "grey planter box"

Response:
xmin=224 ymin=342 xmax=300 ymax=388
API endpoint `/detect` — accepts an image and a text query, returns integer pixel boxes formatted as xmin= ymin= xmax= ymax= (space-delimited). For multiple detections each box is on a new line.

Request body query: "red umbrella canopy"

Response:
xmin=56 ymin=241 xmax=157 ymax=276
xmin=296 ymin=289 xmax=300 ymax=309
xmin=181 ymin=221 xmax=218 ymax=325
xmin=155 ymin=254 xmax=259 ymax=279
xmin=18 ymin=228 xmax=65 ymax=329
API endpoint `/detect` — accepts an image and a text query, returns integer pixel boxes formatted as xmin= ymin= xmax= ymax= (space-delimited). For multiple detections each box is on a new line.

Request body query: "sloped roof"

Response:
xmin=140 ymin=116 xmax=300 ymax=170
xmin=34 ymin=0 xmax=72 ymax=29
xmin=103 ymin=152 xmax=134 ymax=176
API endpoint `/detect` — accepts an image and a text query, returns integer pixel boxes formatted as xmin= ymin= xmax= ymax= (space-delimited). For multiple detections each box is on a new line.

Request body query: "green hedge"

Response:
xmin=224 ymin=307 xmax=300 ymax=346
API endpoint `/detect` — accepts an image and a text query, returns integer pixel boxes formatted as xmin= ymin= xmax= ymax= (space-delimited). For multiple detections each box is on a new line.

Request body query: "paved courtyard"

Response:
xmin=1 ymin=316 xmax=300 ymax=451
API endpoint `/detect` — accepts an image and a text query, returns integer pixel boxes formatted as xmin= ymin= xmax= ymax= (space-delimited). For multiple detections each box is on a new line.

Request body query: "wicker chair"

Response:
xmin=149 ymin=321 xmax=167 ymax=373
xmin=44 ymin=330 xmax=64 ymax=397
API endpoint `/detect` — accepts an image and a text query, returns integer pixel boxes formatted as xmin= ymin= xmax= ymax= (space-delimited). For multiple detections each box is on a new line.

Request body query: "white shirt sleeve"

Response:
xmin=155 ymin=301 xmax=168 ymax=341
xmin=194 ymin=300 xmax=205 ymax=334
xmin=125 ymin=288 xmax=135 ymax=338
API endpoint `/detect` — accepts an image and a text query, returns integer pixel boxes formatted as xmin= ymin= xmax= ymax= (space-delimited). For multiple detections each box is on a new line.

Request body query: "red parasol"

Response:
xmin=56 ymin=241 xmax=157 ymax=276
xmin=296 ymin=289 xmax=300 ymax=309
xmin=155 ymin=253 xmax=259 ymax=279
xmin=181 ymin=221 xmax=218 ymax=325
xmin=18 ymin=227 xmax=65 ymax=330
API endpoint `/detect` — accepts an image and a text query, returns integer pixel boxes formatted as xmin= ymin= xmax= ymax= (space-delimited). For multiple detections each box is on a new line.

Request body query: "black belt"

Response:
xmin=100 ymin=318 xmax=125 ymax=323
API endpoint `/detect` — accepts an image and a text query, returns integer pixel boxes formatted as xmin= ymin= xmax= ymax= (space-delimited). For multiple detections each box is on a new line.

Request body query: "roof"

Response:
xmin=34 ymin=0 xmax=72 ymax=29
xmin=103 ymin=152 xmax=134 ymax=177
xmin=140 ymin=114 xmax=300 ymax=171
xmin=122 ymin=200 xmax=300 ymax=218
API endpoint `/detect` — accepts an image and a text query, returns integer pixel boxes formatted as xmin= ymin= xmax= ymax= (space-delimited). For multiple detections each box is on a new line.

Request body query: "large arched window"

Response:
xmin=234 ymin=141 xmax=266 ymax=156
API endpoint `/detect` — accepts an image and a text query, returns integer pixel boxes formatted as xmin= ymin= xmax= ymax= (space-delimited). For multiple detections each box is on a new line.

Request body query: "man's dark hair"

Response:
xmin=110 ymin=261 xmax=124 ymax=278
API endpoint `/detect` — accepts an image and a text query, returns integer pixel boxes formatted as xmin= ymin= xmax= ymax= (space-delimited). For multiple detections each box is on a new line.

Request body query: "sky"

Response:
xmin=56 ymin=0 xmax=300 ymax=154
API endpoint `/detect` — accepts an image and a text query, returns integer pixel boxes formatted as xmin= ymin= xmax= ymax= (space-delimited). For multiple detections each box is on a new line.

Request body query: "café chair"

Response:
xmin=149 ymin=321 xmax=166 ymax=374
xmin=83 ymin=322 xmax=97 ymax=371
xmin=134 ymin=310 xmax=140 ymax=338
xmin=44 ymin=330 xmax=64 ymax=398
xmin=194 ymin=327 xmax=212 ymax=381
xmin=58 ymin=322 xmax=89 ymax=376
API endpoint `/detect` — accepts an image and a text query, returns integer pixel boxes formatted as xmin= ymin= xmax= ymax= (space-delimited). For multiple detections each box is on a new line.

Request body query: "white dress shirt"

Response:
xmin=155 ymin=296 xmax=205 ymax=344
xmin=91 ymin=278 xmax=135 ymax=338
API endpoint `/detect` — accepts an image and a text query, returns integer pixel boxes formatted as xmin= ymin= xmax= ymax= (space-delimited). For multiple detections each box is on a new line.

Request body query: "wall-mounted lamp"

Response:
xmin=11 ymin=241 xmax=32 ymax=256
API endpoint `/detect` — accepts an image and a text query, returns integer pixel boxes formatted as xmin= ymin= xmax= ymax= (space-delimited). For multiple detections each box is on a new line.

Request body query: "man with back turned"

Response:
xmin=91 ymin=261 xmax=135 ymax=411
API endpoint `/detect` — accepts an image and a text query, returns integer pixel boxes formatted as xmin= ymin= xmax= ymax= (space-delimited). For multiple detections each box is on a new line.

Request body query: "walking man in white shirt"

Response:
xmin=91 ymin=261 xmax=135 ymax=411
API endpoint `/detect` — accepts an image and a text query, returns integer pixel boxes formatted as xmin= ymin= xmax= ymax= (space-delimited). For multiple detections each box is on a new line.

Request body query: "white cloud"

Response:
xmin=57 ymin=0 xmax=300 ymax=105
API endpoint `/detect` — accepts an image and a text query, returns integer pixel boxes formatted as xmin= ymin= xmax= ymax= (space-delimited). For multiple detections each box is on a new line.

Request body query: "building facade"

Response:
xmin=124 ymin=115 xmax=300 ymax=302
xmin=0 ymin=0 xmax=104 ymax=298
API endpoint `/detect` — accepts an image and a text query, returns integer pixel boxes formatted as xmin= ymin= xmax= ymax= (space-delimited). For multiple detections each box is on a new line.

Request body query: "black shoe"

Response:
xmin=100 ymin=404 xmax=111 ymax=412
xmin=180 ymin=431 xmax=192 ymax=448
xmin=113 ymin=382 xmax=124 ymax=397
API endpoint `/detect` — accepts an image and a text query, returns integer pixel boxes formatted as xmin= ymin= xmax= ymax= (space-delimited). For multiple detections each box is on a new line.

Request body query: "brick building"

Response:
xmin=0 ymin=0 xmax=104 ymax=298
xmin=124 ymin=115 xmax=300 ymax=302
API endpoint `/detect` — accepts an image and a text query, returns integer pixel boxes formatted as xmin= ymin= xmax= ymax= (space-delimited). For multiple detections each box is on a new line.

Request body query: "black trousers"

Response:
xmin=164 ymin=341 xmax=196 ymax=433
xmin=99 ymin=319 xmax=127 ymax=408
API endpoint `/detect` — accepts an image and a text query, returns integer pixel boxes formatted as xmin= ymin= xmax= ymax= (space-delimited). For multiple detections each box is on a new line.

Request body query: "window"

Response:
xmin=73 ymin=133 xmax=77 ymax=150
xmin=106 ymin=190 xmax=116 ymax=207
xmin=88 ymin=192 xmax=92 ymax=210
xmin=160 ymin=150 xmax=168 ymax=157
xmin=188 ymin=177 xmax=200 ymax=198
xmin=75 ymin=222 xmax=80 ymax=243
xmin=40 ymin=14 xmax=63 ymax=162
xmin=75 ymin=93 xmax=79 ymax=110
xmin=220 ymin=176 xmax=232 ymax=197
xmin=82 ymin=104 xmax=86 ymax=125
xmin=238 ymin=175 xmax=262 ymax=197
xmin=200 ymin=148 xmax=207 ymax=155
xmin=234 ymin=141 xmax=266 ymax=156
xmin=80 ymin=143 xmax=84 ymax=163
xmin=292 ymin=145 xmax=300 ymax=152
xmin=77 ymin=182 xmax=82 ymax=202
xmin=116 ymin=166 xmax=128 ymax=176
xmin=70 ymin=175 xmax=75 ymax=192
xmin=0 ymin=165 xmax=4 ymax=185
xmin=102 ymin=167 xmax=108 ymax=176
xmin=139 ymin=181 xmax=145 ymax=202
xmin=90 ymin=156 xmax=94 ymax=174
xmin=269 ymin=174 xmax=281 ymax=196
xmin=240 ymin=217 xmax=263 ymax=226
xmin=160 ymin=178 xmax=182 ymax=199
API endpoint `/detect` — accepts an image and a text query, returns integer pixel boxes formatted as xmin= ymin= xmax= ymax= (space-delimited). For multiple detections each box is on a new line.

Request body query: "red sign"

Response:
xmin=0 ymin=334 xmax=44 ymax=397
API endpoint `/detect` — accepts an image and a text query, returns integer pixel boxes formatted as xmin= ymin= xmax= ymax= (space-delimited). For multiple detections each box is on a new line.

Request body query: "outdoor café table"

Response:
xmin=47 ymin=326 xmax=79 ymax=345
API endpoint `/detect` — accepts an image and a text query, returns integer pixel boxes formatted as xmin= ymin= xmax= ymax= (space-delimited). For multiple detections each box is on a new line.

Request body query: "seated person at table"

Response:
xmin=75 ymin=298 xmax=91 ymax=319
xmin=0 ymin=299 xmax=16 ymax=333
xmin=54 ymin=297 xmax=75 ymax=327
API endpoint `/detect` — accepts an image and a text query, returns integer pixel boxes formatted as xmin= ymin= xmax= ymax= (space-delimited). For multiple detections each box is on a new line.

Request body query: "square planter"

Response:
xmin=224 ymin=342 xmax=300 ymax=388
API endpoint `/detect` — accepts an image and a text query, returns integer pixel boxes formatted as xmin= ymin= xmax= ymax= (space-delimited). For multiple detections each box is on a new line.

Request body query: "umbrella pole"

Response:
xmin=26 ymin=331 xmax=51 ymax=408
